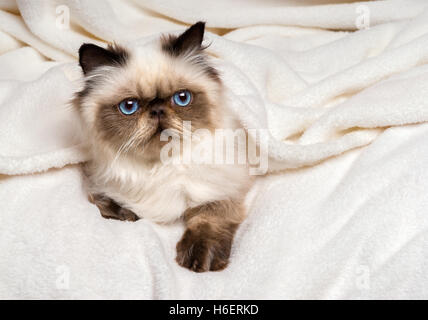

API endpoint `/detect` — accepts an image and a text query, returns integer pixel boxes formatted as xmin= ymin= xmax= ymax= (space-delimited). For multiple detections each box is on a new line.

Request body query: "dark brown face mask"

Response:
xmin=75 ymin=21 xmax=222 ymax=161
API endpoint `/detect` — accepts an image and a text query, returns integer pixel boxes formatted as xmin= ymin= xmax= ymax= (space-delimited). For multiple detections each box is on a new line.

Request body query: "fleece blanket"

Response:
xmin=1 ymin=0 xmax=428 ymax=299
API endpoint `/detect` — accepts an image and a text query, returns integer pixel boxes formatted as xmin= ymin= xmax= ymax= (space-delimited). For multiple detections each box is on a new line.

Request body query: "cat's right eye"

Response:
xmin=118 ymin=99 xmax=140 ymax=115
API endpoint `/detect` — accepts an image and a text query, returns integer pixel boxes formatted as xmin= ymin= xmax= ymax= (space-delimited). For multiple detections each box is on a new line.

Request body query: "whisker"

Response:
xmin=111 ymin=127 xmax=150 ymax=165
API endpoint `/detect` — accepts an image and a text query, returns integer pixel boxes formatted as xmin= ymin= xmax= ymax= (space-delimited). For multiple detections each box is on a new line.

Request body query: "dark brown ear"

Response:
xmin=78 ymin=43 xmax=129 ymax=75
xmin=164 ymin=21 xmax=205 ymax=56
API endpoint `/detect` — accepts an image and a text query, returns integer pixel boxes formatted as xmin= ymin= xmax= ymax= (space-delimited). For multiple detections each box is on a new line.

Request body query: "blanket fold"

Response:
xmin=1 ymin=0 xmax=428 ymax=299
xmin=2 ymin=0 xmax=428 ymax=174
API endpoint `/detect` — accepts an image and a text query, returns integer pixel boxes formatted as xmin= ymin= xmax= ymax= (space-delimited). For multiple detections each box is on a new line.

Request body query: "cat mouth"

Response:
xmin=146 ymin=118 xmax=180 ymax=143
xmin=149 ymin=120 xmax=165 ymax=139
xmin=155 ymin=125 xmax=163 ymax=135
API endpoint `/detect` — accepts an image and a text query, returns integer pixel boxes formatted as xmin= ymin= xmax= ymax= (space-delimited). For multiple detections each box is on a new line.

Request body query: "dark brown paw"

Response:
xmin=102 ymin=207 xmax=140 ymax=222
xmin=176 ymin=226 xmax=232 ymax=272
xmin=90 ymin=194 xmax=140 ymax=222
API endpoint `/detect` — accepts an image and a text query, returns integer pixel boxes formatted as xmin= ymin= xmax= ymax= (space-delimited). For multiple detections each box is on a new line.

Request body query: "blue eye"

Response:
xmin=172 ymin=90 xmax=192 ymax=107
xmin=118 ymin=99 xmax=139 ymax=115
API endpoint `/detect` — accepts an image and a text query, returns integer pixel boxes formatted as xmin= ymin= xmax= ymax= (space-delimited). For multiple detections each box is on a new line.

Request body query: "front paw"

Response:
xmin=107 ymin=207 xmax=140 ymax=222
xmin=176 ymin=227 xmax=232 ymax=272
xmin=90 ymin=194 xmax=140 ymax=222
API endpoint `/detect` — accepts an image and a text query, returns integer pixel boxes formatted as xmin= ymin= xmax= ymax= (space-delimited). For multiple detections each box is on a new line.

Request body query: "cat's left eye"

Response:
xmin=172 ymin=90 xmax=192 ymax=107
xmin=118 ymin=99 xmax=140 ymax=115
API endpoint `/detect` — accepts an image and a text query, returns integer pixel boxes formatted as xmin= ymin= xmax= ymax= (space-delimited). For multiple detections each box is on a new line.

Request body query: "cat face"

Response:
xmin=75 ymin=22 xmax=223 ymax=161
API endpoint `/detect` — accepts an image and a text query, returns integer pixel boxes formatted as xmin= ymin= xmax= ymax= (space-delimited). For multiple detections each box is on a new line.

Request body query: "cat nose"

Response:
xmin=149 ymin=105 xmax=165 ymax=118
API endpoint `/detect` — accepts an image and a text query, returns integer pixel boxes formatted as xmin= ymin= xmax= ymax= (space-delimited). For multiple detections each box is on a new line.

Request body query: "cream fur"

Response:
xmin=86 ymin=146 xmax=249 ymax=223
xmin=79 ymin=39 xmax=251 ymax=223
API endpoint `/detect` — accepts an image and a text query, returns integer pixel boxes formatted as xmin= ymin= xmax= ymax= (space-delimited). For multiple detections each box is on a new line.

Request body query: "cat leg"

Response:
xmin=89 ymin=194 xmax=140 ymax=222
xmin=176 ymin=199 xmax=244 ymax=272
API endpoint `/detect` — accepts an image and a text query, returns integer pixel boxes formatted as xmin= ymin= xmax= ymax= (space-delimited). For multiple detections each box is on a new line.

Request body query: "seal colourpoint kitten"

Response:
xmin=75 ymin=22 xmax=251 ymax=272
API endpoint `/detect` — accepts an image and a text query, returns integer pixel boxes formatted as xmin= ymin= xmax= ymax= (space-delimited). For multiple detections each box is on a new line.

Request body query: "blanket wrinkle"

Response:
xmin=138 ymin=0 xmax=428 ymax=30
xmin=1 ymin=0 xmax=428 ymax=299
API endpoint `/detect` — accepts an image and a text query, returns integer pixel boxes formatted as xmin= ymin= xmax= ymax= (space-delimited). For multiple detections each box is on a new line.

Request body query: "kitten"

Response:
xmin=74 ymin=22 xmax=252 ymax=272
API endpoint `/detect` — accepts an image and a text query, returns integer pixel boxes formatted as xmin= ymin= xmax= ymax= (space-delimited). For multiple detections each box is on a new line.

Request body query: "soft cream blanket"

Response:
xmin=1 ymin=0 xmax=428 ymax=298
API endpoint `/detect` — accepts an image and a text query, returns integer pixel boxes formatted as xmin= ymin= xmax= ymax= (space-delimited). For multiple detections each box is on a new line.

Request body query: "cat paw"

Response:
xmin=175 ymin=227 xmax=231 ymax=272
xmin=90 ymin=194 xmax=140 ymax=222
xmin=106 ymin=207 xmax=140 ymax=222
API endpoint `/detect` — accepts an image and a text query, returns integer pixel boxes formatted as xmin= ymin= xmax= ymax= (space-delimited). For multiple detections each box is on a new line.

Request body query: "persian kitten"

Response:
xmin=74 ymin=22 xmax=252 ymax=272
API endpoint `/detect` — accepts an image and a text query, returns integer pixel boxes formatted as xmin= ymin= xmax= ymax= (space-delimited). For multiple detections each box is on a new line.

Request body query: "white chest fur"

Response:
xmin=87 ymin=156 xmax=249 ymax=224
